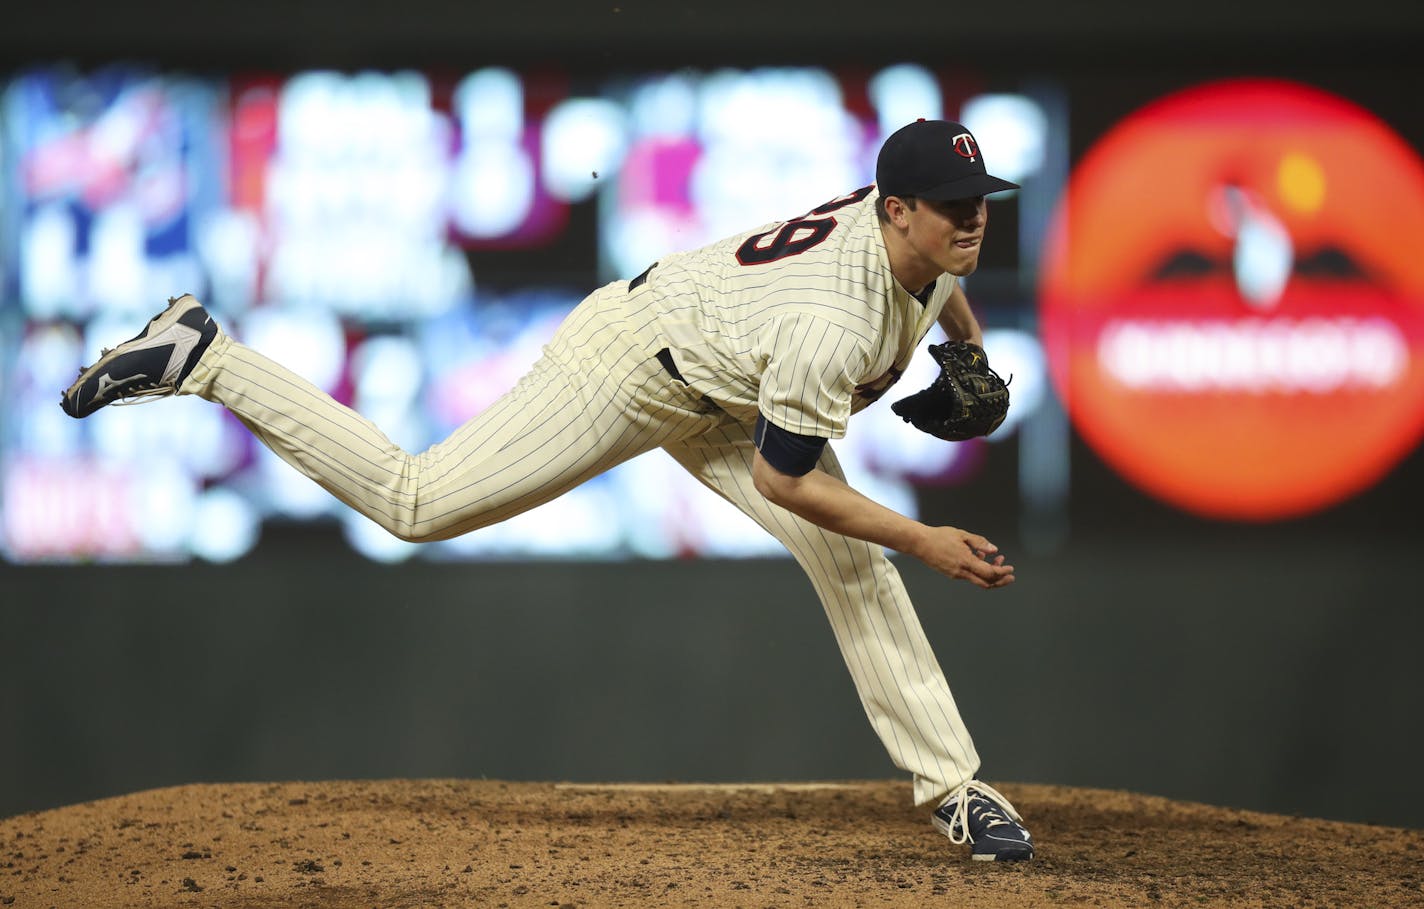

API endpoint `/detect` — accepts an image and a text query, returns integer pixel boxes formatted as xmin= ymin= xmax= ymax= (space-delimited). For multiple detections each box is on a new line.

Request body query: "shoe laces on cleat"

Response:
xmin=938 ymin=780 xmax=1025 ymax=846
xmin=109 ymin=386 xmax=181 ymax=407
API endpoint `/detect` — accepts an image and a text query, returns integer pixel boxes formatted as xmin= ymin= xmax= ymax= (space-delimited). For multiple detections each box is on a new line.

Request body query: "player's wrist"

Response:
xmin=897 ymin=521 xmax=935 ymax=561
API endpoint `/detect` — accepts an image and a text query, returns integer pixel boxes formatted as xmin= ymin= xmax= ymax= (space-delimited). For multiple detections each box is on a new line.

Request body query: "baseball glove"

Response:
xmin=890 ymin=341 xmax=1011 ymax=441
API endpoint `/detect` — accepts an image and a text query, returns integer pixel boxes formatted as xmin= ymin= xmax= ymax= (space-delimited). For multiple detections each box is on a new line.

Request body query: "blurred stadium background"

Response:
xmin=3 ymin=0 xmax=1422 ymax=828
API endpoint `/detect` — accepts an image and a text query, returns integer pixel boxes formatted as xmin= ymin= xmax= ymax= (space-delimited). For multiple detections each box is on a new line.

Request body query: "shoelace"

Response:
xmin=938 ymin=780 xmax=1024 ymax=846
xmin=109 ymin=386 xmax=180 ymax=406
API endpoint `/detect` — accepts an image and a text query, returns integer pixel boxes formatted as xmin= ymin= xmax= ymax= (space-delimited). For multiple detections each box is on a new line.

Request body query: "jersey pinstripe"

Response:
xmin=623 ymin=188 xmax=953 ymax=438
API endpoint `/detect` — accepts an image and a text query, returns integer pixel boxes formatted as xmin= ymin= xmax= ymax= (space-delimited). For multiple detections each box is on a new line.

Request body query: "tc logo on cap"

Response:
xmin=951 ymin=133 xmax=979 ymax=161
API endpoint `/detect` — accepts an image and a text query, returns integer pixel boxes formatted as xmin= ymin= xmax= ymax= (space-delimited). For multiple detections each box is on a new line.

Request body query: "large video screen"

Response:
xmin=2 ymin=63 xmax=1420 ymax=563
xmin=0 ymin=63 xmax=1057 ymax=562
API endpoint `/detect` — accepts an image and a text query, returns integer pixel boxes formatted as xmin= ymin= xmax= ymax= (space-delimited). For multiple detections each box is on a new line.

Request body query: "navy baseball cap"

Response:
xmin=876 ymin=119 xmax=1020 ymax=201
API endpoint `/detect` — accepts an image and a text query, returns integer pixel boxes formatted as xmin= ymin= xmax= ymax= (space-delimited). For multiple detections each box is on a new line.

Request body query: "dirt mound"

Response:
xmin=2 ymin=780 xmax=1420 ymax=908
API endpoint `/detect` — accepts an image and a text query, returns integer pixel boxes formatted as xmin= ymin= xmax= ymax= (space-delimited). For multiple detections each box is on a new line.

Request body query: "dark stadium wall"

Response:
xmin=1 ymin=0 xmax=1419 ymax=68
xmin=3 ymin=531 xmax=1422 ymax=828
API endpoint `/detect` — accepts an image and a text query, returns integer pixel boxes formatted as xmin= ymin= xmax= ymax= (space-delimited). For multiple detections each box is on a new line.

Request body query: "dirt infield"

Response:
xmin=2 ymin=779 xmax=1420 ymax=908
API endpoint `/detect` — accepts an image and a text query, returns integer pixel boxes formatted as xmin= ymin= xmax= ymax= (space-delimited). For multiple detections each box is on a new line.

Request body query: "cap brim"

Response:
xmin=915 ymin=173 xmax=1021 ymax=200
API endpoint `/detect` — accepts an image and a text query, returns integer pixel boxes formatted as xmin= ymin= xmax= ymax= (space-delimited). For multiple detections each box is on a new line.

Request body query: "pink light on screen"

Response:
xmin=617 ymin=136 xmax=701 ymax=216
xmin=3 ymin=458 xmax=145 ymax=561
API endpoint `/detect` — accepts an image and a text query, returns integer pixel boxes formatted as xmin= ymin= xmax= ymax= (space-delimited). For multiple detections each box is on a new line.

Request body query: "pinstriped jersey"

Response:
xmin=622 ymin=186 xmax=953 ymax=439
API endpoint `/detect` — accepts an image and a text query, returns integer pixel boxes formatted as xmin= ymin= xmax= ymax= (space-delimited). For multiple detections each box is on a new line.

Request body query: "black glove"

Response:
xmin=890 ymin=341 xmax=1011 ymax=441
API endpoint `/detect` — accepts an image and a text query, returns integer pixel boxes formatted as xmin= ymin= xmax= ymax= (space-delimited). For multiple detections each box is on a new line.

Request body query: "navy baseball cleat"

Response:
xmin=61 ymin=294 xmax=219 ymax=418
xmin=932 ymin=780 xmax=1034 ymax=861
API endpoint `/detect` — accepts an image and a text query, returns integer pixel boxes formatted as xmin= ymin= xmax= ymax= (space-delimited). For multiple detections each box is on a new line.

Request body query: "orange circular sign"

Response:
xmin=1040 ymin=79 xmax=1424 ymax=520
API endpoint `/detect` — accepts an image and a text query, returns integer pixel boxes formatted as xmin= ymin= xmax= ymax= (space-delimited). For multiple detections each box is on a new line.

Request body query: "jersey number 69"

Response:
xmin=734 ymin=185 xmax=874 ymax=265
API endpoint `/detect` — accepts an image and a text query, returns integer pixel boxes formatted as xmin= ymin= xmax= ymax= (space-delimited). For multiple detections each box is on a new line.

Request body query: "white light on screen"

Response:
xmin=602 ymin=457 xmax=681 ymax=559
xmin=698 ymin=67 xmax=844 ymax=144
xmin=386 ymin=154 xmax=450 ymax=236
xmin=9 ymin=326 xmax=84 ymax=463
xmin=606 ymin=210 xmax=691 ymax=280
xmin=684 ymin=495 xmax=785 ymax=558
xmin=516 ymin=482 xmax=624 ymax=558
xmin=430 ymin=481 xmax=625 ymax=560
xmin=454 ymin=68 xmax=524 ymax=139
xmin=450 ymin=67 xmax=535 ymax=237
xmin=606 ymin=453 xmax=783 ymax=560
xmin=450 ymin=144 xmax=535 ymax=237
xmin=541 ymin=99 xmax=629 ymax=202
xmin=189 ymin=487 xmax=261 ymax=563
xmin=82 ymin=313 xmax=145 ymax=367
xmin=90 ymin=394 xmax=246 ymax=479
xmin=266 ymin=69 xmax=458 ymax=318
xmin=15 ymin=405 xmax=82 ymax=464
xmin=628 ymin=73 xmax=697 ymax=138
xmin=1210 ymin=186 xmax=1294 ymax=311
xmin=23 ymin=322 xmax=84 ymax=399
xmin=143 ymin=256 xmax=205 ymax=315
xmin=353 ymin=336 xmax=423 ymax=406
xmin=256 ymin=443 xmax=340 ymax=520
xmin=350 ymin=70 xmax=434 ymax=161
xmin=868 ymin=64 xmax=943 ymax=138
xmin=1096 ymin=317 xmax=1408 ymax=393
xmin=20 ymin=203 xmax=79 ymax=319
xmin=980 ymin=328 xmax=1048 ymax=439
xmin=239 ymin=307 xmax=347 ymax=392
xmin=281 ymin=69 xmax=436 ymax=163
xmin=131 ymin=456 xmax=196 ymax=554
xmin=691 ymin=68 xmax=861 ymax=239
xmin=352 ymin=335 xmax=426 ymax=454
xmin=278 ymin=72 xmax=343 ymax=157
xmin=86 ymin=204 xmax=148 ymax=316
xmin=197 ymin=208 xmax=261 ymax=314
xmin=1234 ymin=211 xmax=1294 ymax=311
xmin=959 ymin=94 xmax=1048 ymax=186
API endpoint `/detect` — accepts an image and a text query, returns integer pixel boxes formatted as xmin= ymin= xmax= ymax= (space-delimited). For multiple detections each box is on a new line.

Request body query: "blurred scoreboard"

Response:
xmin=2 ymin=64 xmax=1419 ymax=564
xmin=0 ymin=63 xmax=1054 ymax=563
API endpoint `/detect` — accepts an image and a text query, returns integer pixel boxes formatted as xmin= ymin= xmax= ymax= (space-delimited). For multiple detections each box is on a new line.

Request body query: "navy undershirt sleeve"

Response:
xmin=754 ymin=413 xmax=829 ymax=478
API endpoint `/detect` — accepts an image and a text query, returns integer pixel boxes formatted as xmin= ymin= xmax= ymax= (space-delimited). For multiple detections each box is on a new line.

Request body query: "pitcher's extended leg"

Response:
xmin=663 ymin=424 xmax=980 ymax=805
xmin=177 ymin=296 xmax=703 ymax=542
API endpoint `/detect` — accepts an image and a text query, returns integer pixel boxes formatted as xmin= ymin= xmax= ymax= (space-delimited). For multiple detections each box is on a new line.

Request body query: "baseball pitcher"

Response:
xmin=63 ymin=119 xmax=1032 ymax=861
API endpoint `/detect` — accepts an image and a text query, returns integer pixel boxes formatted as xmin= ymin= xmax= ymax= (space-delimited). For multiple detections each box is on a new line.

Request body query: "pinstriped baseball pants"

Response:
xmin=179 ymin=283 xmax=981 ymax=805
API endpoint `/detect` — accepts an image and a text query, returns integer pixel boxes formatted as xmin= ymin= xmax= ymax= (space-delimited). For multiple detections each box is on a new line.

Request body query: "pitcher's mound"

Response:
xmin=2 ymin=779 xmax=1420 ymax=908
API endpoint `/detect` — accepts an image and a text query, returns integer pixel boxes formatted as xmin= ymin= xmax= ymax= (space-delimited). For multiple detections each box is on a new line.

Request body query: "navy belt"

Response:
xmin=655 ymin=348 xmax=685 ymax=383
xmin=629 ymin=261 xmax=657 ymax=291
